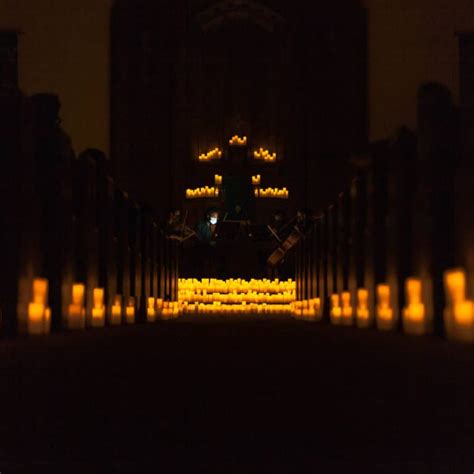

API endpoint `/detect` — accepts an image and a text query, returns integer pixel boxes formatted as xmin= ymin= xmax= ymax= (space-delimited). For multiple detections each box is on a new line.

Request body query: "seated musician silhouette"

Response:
xmin=267 ymin=208 xmax=314 ymax=269
xmin=165 ymin=209 xmax=195 ymax=242
xmin=195 ymin=208 xmax=219 ymax=245
xmin=194 ymin=208 xmax=220 ymax=277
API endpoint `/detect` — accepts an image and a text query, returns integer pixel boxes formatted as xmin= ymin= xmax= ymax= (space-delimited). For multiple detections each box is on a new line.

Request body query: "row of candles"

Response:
xmin=179 ymin=278 xmax=296 ymax=295
xmin=26 ymin=279 xmax=180 ymax=335
xmin=181 ymin=302 xmax=291 ymax=315
xmin=254 ymin=187 xmax=289 ymax=199
xmin=198 ymin=148 xmax=223 ymax=161
xmin=178 ymin=278 xmax=296 ymax=312
xmin=253 ymin=148 xmax=277 ymax=162
xmin=179 ymin=291 xmax=295 ymax=304
xmin=229 ymin=135 xmax=247 ymax=146
xmin=23 ymin=269 xmax=474 ymax=340
xmin=185 ymin=186 xmax=220 ymax=199
xmin=197 ymin=143 xmax=276 ymax=161
xmin=292 ymin=269 xmax=474 ymax=341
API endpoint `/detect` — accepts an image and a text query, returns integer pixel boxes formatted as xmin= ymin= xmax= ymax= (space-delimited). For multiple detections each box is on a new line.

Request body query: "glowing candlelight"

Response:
xmin=27 ymin=278 xmax=51 ymax=335
xmin=376 ymin=284 xmax=395 ymax=330
xmin=356 ymin=288 xmax=370 ymax=327
xmin=91 ymin=288 xmax=106 ymax=327
xmin=67 ymin=283 xmax=86 ymax=330
xmin=341 ymin=291 xmax=353 ymax=324
xmin=110 ymin=295 xmax=122 ymax=326
xmin=147 ymin=297 xmax=156 ymax=322
xmin=125 ymin=297 xmax=136 ymax=324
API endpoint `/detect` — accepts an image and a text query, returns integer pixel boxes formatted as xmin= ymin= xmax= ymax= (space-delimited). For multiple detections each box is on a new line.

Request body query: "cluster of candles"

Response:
xmin=178 ymin=278 xmax=296 ymax=313
xmin=292 ymin=298 xmax=321 ymax=319
xmin=186 ymin=186 xmax=219 ymax=199
xmin=229 ymin=135 xmax=247 ymax=146
xmin=27 ymin=278 xmax=51 ymax=335
xmin=251 ymin=175 xmax=261 ymax=186
xmin=198 ymin=148 xmax=222 ymax=161
xmin=253 ymin=148 xmax=276 ymax=161
xmin=26 ymin=279 xmax=183 ymax=334
xmin=444 ymin=269 xmax=474 ymax=341
xmin=25 ymin=270 xmax=474 ymax=342
xmin=67 ymin=283 xmax=86 ymax=329
xmin=291 ymin=273 xmax=473 ymax=337
xmin=254 ymin=187 xmax=289 ymax=199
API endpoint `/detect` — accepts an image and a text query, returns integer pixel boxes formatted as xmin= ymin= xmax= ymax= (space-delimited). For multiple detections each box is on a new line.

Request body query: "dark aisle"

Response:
xmin=1 ymin=316 xmax=473 ymax=473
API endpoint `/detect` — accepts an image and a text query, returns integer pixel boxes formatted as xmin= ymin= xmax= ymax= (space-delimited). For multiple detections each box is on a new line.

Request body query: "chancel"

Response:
xmin=1 ymin=0 xmax=474 ymax=471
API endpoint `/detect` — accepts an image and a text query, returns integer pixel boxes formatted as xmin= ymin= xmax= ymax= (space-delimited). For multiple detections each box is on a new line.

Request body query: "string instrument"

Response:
xmin=166 ymin=209 xmax=197 ymax=242
xmin=167 ymin=225 xmax=197 ymax=242
xmin=266 ymin=224 xmax=303 ymax=267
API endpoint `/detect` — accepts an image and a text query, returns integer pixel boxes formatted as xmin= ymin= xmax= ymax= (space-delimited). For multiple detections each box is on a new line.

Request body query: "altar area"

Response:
xmin=180 ymin=134 xmax=295 ymax=279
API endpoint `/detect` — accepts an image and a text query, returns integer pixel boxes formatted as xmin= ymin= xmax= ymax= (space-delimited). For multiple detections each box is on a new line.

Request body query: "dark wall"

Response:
xmin=111 ymin=0 xmax=367 ymax=217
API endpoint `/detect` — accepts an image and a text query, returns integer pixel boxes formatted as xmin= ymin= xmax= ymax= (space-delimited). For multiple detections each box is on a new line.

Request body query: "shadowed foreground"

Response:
xmin=1 ymin=315 xmax=473 ymax=473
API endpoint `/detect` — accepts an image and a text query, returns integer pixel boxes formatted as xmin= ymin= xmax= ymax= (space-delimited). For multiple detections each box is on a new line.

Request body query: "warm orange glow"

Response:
xmin=147 ymin=297 xmax=156 ymax=322
xmin=254 ymin=187 xmax=288 ymax=199
xmin=341 ymin=291 xmax=353 ymax=325
xmin=67 ymin=283 xmax=86 ymax=330
xmin=444 ymin=268 xmax=474 ymax=341
xmin=376 ymin=284 xmax=395 ymax=330
xmin=253 ymin=148 xmax=276 ymax=161
xmin=186 ymin=186 xmax=219 ymax=199
xmin=402 ymin=278 xmax=428 ymax=334
xmin=32 ymin=278 xmax=48 ymax=304
xmin=214 ymin=174 xmax=223 ymax=186
xmin=251 ymin=175 xmax=261 ymax=186
xmin=72 ymin=283 xmax=85 ymax=305
xmin=229 ymin=135 xmax=247 ymax=146
xmin=91 ymin=288 xmax=105 ymax=327
xmin=356 ymin=288 xmax=370 ymax=327
xmin=161 ymin=301 xmax=181 ymax=319
xmin=453 ymin=301 xmax=473 ymax=325
xmin=125 ymin=297 xmax=136 ymax=324
xmin=198 ymin=148 xmax=222 ymax=161
xmin=28 ymin=278 xmax=51 ymax=335
xmin=330 ymin=293 xmax=342 ymax=324
xmin=110 ymin=295 xmax=122 ymax=326
xmin=445 ymin=269 xmax=467 ymax=306
xmin=179 ymin=278 xmax=295 ymax=314
xmin=292 ymin=298 xmax=321 ymax=320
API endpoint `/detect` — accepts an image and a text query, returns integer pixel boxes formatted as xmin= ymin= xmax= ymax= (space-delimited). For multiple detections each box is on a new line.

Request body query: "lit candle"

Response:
xmin=341 ymin=291 xmax=353 ymax=323
xmin=91 ymin=288 xmax=106 ymax=327
xmin=68 ymin=283 xmax=86 ymax=330
xmin=125 ymin=297 xmax=136 ymax=324
xmin=330 ymin=294 xmax=342 ymax=324
xmin=356 ymin=288 xmax=370 ymax=326
xmin=376 ymin=284 xmax=394 ymax=330
xmin=27 ymin=278 xmax=51 ymax=335
xmin=110 ymin=295 xmax=122 ymax=325
xmin=147 ymin=297 xmax=156 ymax=322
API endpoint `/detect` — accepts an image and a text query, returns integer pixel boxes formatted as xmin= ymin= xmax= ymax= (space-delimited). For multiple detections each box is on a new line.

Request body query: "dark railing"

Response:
xmin=0 ymin=91 xmax=179 ymax=337
xmin=294 ymin=82 xmax=474 ymax=343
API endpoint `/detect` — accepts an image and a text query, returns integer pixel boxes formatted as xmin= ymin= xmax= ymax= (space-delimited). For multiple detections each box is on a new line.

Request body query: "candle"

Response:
xmin=330 ymin=293 xmax=342 ymax=324
xmin=356 ymin=288 xmax=370 ymax=327
xmin=147 ymin=297 xmax=156 ymax=322
xmin=376 ymin=284 xmax=395 ymax=330
xmin=341 ymin=291 xmax=353 ymax=324
xmin=27 ymin=278 xmax=51 ymax=335
xmin=110 ymin=295 xmax=122 ymax=326
xmin=68 ymin=283 xmax=86 ymax=330
xmin=125 ymin=297 xmax=136 ymax=324
xmin=91 ymin=288 xmax=105 ymax=327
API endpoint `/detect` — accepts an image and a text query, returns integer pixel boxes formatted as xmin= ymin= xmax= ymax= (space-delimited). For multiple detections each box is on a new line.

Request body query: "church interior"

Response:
xmin=1 ymin=0 xmax=474 ymax=471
